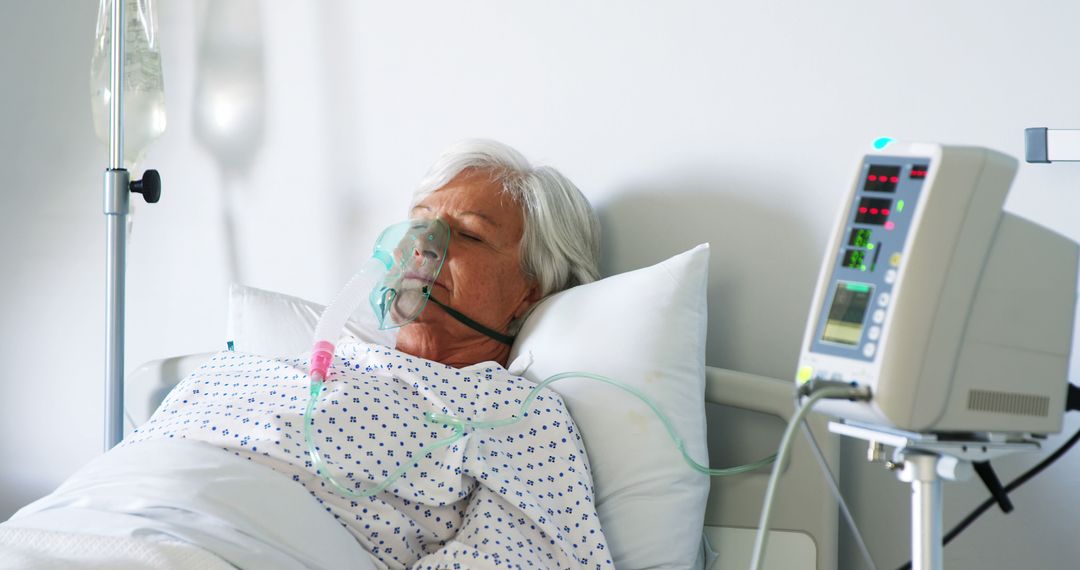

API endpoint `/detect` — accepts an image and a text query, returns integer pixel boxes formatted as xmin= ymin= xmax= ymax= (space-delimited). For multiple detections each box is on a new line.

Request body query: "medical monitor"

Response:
xmin=797 ymin=143 xmax=1078 ymax=435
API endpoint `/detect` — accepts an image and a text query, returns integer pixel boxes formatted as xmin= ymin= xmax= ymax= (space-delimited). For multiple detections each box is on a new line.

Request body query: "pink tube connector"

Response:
xmin=310 ymin=340 xmax=335 ymax=380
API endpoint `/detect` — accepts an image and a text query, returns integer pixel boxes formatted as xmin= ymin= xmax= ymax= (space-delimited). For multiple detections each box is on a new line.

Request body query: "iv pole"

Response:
xmin=830 ymin=422 xmax=1040 ymax=570
xmin=102 ymin=0 xmax=161 ymax=451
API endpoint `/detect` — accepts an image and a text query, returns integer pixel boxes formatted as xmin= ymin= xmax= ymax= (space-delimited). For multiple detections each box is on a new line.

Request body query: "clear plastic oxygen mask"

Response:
xmin=371 ymin=219 xmax=451 ymax=329
xmin=309 ymin=219 xmax=450 ymax=381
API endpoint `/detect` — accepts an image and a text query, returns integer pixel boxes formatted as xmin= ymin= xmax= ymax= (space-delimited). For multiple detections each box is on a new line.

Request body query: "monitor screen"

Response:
xmin=822 ymin=281 xmax=874 ymax=346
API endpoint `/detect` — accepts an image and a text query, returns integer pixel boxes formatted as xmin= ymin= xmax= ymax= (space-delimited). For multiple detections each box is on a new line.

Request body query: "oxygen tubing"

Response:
xmin=304 ymin=370 xmax=777 ymax=499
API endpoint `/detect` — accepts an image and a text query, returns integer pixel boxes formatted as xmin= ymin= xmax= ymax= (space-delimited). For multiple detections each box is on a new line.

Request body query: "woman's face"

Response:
xmin=395 ymin=169 xmax=538 ymax=363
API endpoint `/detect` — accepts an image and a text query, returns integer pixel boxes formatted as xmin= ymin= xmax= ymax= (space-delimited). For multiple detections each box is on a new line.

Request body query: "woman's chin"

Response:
xmin=394 ymin=323 xmax=439 ymax=358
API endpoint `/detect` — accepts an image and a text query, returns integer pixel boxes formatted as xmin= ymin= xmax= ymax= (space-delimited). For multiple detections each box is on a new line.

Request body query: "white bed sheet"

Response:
xmin=3 ymin=439 xmax=377 ymax=570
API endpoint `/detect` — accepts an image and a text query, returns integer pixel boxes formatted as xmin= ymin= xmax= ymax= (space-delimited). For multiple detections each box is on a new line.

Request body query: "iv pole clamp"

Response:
xmin=830 ymin=421 xmax=1040 ymax=570
xmin=103 ymin=0 xmax=163 ymax=452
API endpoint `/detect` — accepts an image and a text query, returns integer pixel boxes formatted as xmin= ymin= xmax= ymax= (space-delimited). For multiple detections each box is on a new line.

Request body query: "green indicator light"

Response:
xmin=859 ymin=265 xmax=867 ymax=271
xmin=866 ymin=243 xmax=875 ymax=250
xmin=897 ymin=199 xmax=905 ymax=213
xmin=846 ymin=282 xmax=871 ymax=293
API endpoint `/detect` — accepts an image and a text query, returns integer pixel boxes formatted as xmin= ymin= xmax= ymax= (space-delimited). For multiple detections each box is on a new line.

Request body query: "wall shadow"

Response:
xmin=191 ymin=0 xmax=266 ymax=285
xmin=596 ymin=168 xmax=822 ymax=380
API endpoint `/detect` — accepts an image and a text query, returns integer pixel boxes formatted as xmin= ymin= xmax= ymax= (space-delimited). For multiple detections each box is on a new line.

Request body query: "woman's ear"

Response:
xmin=508 ymin=283 xmax=544 ymax=336
xmin=512 ymin=280 xmax=543 ymax=321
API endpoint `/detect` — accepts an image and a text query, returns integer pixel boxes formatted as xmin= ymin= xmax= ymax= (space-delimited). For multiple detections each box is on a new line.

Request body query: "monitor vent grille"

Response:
xmin=967 ymin=389 xmax=1050 ymax=418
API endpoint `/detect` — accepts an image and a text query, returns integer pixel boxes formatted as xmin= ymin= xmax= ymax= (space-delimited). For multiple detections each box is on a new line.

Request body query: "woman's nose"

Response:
xmin=412 ymin=236 xmax=443 ymax=263
xmin=413 ymin=247 xmax=439 ymax=260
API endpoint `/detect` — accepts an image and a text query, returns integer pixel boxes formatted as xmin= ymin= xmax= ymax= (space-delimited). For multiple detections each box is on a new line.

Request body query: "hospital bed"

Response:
xmin=0 ymin=237 xmax=842 ymax=569
xmin=126 ymin=355 xmax=840 ymax=569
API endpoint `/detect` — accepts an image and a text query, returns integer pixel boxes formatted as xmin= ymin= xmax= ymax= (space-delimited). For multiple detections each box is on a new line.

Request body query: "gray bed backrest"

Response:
xmin=703 ymin=367 xmax=839 ymax=570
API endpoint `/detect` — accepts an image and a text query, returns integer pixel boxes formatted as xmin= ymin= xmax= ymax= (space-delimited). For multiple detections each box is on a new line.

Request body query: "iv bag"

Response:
xmin=90 ymin=0 xmax=167 ymax=171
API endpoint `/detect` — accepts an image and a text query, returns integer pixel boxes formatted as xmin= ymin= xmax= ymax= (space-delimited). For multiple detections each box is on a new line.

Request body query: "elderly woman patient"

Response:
xmin=1 ymin=140 xmax=612 ymax=570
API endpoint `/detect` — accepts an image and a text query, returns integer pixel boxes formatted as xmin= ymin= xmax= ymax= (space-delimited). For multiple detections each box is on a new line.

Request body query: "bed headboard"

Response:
xmin=125 ymin=357 xmax=838 ymax=570
xmin=124 ymin=352 xmax=215 ymax=432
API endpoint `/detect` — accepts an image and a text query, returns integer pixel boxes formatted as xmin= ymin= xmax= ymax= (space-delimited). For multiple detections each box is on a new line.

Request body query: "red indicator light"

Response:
xmin=885 ymin=221 xmax=896 ymax=230
xmin=870 ymin=208 xmax=879 ymax=214
xmin=882 ymin=209 xmax=890 ymax=215
xmin=868 ymin=175 xmax=878 ymax=182
xmin=890 ymin=176 xmax=899 ymax=183
xmin=859 ymin=207 xmax=868 ymax=214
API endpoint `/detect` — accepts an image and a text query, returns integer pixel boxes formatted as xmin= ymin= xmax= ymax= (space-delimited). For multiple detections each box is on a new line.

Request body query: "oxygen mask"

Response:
xmin=369 ymin=218 xmax=451 ymax=329
xmin=309 ymin=219 xmax=450 ymax=381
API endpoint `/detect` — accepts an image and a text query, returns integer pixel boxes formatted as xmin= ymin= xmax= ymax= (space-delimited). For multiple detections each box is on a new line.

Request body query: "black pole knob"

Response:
xmin=131 ymin=169 xmax=161 ymax=204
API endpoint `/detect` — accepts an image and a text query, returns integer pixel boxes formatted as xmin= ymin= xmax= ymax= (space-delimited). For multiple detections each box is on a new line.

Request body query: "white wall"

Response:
xmin=2 ymin=1 xmax=1079 ymax=568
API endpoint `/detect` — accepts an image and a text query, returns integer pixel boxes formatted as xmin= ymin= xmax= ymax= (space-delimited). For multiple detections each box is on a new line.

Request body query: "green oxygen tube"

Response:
xmin=303 ymin=369 xmax=776 ymax=499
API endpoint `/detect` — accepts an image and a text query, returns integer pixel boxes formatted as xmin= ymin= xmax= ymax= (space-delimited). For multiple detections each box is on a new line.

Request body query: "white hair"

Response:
xmin=412 ymin=139 xmax=601 ymax=298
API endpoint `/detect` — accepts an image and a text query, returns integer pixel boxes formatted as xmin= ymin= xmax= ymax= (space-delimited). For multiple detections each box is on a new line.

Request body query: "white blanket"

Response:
xmin=0 ymin=526 xmax=232 ymax=570
xmin=96 ymin=343 xmax=610 ymax=569
xmin=4 ymin=438 xmax=375 ymax=569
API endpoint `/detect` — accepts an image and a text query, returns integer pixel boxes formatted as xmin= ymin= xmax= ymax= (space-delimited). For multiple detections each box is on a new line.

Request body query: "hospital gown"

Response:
xmin=124 ymin=342 xmax=613 ymax=569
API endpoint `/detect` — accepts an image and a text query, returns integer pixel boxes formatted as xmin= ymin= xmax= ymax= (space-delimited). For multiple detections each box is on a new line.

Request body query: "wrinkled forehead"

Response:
xmin=410 ymin=169 xmax=523 ymax=230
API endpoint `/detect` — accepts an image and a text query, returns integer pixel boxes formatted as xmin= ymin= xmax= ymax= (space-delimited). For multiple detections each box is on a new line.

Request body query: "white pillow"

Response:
xmin=225 ymin=284 xmax=393 ymax=356
xmin=226 ymin=243 xmax=711 ymax=568
xmin=508 ymin=243 xmax=710 ymax=570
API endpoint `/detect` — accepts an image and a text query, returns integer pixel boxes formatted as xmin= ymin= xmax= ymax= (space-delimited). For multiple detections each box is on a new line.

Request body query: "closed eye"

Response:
xmin=459 ymin=232 xmax=483 ymax=243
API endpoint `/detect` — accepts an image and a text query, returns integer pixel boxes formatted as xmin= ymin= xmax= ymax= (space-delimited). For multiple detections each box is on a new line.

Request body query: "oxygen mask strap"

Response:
xmin=427 ymin=295 xmax=516 ymax=346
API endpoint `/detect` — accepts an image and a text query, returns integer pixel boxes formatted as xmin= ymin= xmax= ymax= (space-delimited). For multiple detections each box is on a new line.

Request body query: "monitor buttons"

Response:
xmin=863 ymin=343 xmax=877 ymax=358
xmin=872 ymin=309 xmax=886 ymax=324
xmin=885 ymin=269 xmax=897 ymax=284
xmin=868 ymin=326 xmax=881 ymax=341
xmin=877 ymin=292 xmax=891 ymax=307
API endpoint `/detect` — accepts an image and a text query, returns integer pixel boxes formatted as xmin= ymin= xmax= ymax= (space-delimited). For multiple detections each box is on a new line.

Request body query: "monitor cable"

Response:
xmin=798 ymin=414 xmax=879 ymax=570
xmin=750 ymin=382 xmax=871 ymax=570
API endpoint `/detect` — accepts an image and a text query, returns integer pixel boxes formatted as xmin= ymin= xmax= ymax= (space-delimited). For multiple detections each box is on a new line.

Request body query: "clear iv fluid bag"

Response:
xmin=314 ymin=257 xmax=398 ymax=351
xmin=90 ymin=0 xmax=167 ymax=170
